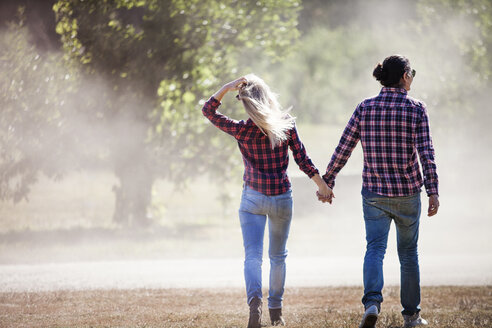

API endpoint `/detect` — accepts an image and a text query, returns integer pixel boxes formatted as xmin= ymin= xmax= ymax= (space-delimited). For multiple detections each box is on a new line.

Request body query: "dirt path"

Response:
xmin=1 ymin=254 xmax=491 ymax=292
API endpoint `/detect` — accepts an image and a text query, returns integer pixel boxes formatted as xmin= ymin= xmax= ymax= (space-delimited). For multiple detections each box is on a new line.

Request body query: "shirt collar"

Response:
xmin=380 ymin=87 xmax=407 ymax=95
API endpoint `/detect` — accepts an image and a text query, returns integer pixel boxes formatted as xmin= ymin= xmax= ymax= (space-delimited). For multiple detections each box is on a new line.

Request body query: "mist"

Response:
xmin=0 ymin=0 xmax=491 ymax=292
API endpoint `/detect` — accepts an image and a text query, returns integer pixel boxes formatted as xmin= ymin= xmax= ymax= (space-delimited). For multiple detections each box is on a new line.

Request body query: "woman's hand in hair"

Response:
xmin=212 ymin=77 xmax=247 ymax=101
xmin=225 ymin=77 xmax=247 ymax=91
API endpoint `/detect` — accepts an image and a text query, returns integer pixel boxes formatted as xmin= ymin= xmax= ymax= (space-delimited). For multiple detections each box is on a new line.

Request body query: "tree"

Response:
xmin=53 ymin=0 xmax=301 ymax=226
xmin=0 ymin=8 xmax=80 ymax=203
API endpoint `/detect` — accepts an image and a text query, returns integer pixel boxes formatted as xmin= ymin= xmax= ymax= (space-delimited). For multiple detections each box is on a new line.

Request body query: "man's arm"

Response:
xmin=322 ymin=105 xmax=362 ymax=190
xmin=415 ymin=105 xmax=439 ymax=216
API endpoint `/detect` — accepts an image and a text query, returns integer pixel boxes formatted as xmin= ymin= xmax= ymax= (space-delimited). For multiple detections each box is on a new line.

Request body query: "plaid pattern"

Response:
xmin=202 ymin=97 xmax=319 ymax=195
xmin=323 ymin=87 xmax=438 ymax=197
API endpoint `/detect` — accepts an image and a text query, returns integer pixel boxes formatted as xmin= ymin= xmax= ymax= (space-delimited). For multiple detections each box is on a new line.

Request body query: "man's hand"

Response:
xmin=428 ymin=194 xmax=439 ymax=217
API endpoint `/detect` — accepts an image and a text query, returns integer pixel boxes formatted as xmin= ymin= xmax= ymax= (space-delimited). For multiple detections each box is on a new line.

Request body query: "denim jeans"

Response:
xmin=361 ymin=188 xmax=422 ymax=316
xmin=239 ymin=185 xmax=293 ymax=309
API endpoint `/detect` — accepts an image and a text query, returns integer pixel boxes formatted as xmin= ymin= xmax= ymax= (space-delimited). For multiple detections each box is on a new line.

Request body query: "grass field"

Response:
xmin=1 ymin=286 xmax=491 ymax=327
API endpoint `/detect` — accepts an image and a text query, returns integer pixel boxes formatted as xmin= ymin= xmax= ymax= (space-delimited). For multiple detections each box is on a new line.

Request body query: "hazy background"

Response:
xmin=0 ymin=0 xmax=491 ymax=290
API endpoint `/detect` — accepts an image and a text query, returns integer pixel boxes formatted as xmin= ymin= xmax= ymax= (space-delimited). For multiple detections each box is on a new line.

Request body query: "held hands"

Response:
xmin=317 ymin=183 xmax=335 ymax=204
xmin=428 ymin=194 xmax=439 ymax=217
xmin=312 ymin=174 xmax=334 ymax=204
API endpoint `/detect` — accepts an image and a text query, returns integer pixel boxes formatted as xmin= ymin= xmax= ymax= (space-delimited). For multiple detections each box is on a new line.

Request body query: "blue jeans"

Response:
xmin=361 ymin=188 xmax=422 ymax=316
xmin=239 ymin=185 xmax=293 ymax=309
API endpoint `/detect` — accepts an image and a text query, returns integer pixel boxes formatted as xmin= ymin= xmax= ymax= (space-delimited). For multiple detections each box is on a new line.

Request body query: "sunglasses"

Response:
xmin=408 ymin=69 xmax=416 ymax=77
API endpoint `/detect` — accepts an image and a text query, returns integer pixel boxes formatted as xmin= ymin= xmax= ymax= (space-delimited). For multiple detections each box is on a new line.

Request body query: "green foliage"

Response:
xmin=49 ymin=0 xmax=301 ymax=224
xmin=53 ymin=0 xmax=301 ymax=184
xmin=0 ymin=19 xmax=77 ymax=202
xmin=417 ymin=0 xmax=492 ymax=82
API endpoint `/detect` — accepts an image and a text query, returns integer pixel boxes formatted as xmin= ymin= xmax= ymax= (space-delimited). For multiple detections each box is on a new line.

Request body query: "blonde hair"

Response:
xmin=238 ymin=74 xmax=295 ymax=148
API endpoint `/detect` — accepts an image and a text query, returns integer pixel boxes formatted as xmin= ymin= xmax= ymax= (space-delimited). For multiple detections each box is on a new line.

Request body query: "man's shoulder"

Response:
xmin=405 ymin=95 xmax=426 ymax=110
xmin=358 ymin=93 xmax=389 ymax=109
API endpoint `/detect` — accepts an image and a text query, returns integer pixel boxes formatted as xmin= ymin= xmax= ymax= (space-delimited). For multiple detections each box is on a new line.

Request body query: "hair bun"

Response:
xmin=373 ymin=55 xmax=410 ymax=87
xmin=373 ymin=63 xmax=384 ymax=81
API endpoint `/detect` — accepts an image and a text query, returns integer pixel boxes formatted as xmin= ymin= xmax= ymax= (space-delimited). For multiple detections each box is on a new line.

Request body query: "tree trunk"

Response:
xmin=112 ymin=147 xmax=154 ymax=227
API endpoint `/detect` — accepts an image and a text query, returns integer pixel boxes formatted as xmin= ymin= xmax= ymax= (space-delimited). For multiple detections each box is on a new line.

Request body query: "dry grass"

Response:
xmin=0 ymin=286 xmax=491 ymax=327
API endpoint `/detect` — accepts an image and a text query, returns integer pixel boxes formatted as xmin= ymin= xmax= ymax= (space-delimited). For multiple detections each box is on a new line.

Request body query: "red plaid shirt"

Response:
xmin=323 ymin=87 xmax=439 ymax=197
xmin=202 ymin=97 xmax=319 ymax=195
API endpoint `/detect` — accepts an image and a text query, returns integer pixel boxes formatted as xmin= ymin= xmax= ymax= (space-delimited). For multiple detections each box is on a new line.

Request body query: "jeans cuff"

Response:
xmin=365 ymin=301 xmax=381 ymax=313
xmin=248 ymin=296 xmax=262 ymax=305
xmin=402 ymin=308 xmax=420 ymax=316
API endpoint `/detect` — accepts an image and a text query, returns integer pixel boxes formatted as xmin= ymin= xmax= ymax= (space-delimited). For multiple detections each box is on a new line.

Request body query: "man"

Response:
xmin=319 ymin=55 xmax=439 ymax=328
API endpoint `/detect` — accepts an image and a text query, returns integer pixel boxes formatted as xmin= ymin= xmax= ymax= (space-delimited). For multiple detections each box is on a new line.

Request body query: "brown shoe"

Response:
xmin=269 ymin=308 xmax=286 ymax=326
xmin=248 ymin=297 xmax=262 ymax=328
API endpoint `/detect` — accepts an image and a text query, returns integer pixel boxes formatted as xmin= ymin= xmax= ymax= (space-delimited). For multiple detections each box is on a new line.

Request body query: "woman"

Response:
xmin=202 ymin=74 xmax=333 ymax=328
xmin=319 ymin=55 xmax=439 ymax=328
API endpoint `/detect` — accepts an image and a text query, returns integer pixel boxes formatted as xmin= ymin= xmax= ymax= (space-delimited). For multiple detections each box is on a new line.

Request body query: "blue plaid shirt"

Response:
xmin=323 ymin=87 xmax=439 ymax=197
